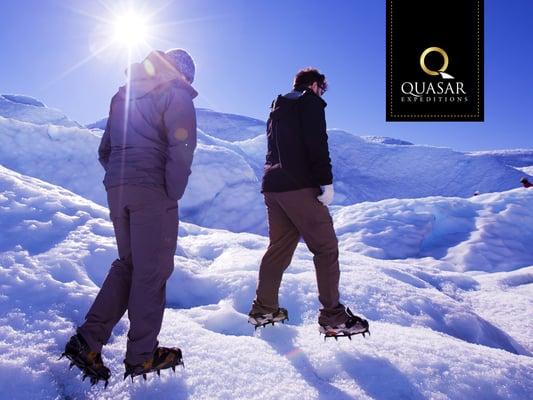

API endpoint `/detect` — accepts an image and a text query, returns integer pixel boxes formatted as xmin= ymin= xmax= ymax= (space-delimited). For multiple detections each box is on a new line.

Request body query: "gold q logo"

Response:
xmin=420 ymin=47 xmax=454 ymax=79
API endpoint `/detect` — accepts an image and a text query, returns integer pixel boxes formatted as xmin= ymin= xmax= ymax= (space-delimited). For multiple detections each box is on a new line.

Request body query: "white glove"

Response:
xmin=317 ymin=184 xmax=334 ymax=206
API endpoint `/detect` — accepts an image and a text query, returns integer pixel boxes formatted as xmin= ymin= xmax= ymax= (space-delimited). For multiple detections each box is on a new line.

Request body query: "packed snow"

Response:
xmin=1 ymin=95 xmax=531 ymax=234
xmin=1 ymin=163 xmax=532 ymax=399
xmin=0 ymin=95 xmax=532 ymax=399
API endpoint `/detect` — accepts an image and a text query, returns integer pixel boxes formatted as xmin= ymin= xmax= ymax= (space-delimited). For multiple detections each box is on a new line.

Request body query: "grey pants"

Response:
xmin=252 ymin=187 xmax=346 ymax=326
xmin=78 ymin=185 xmax=178 ymax=365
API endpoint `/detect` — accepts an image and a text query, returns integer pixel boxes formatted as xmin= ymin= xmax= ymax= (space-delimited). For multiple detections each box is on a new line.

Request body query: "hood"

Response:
xmin=117 ymin=52 xmax=198 ymax=100
xmin=283 ymin=89 xmax=305 ymax=100
xmin=269 ymin=89 xmax=325 ymax=121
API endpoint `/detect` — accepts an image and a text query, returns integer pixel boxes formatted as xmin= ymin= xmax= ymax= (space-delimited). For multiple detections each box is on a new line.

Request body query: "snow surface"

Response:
xmin=467 ymin=149 xmax=533 ymax=168
xmin=0 ymin=164 xmax=532 ymax=399
xmin=0 ymin=94 xmax=81 ymax=128
xmin=1 ymin=96 xmax=531 ymax=234
xmin=515 ymin=166 xmax=533 ymax=176
xmin=332 ymin=189 xmax=533 ymax=272
xmin=1 ymin=94 xmax=532 ymax=399
xmin=360 ymin=136 xmax=413 ymax=146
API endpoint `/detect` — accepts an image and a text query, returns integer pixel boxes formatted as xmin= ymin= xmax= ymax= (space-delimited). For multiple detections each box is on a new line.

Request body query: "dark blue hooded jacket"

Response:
xmin=98 ymin=60 xmax=197 ymax=201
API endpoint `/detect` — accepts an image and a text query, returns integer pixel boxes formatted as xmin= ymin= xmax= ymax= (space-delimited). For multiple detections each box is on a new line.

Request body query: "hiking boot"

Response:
xmin=319 ymin=308 xmax=370 ymax=340
xmin=60 ymin=333 xmax=111 ymax=387
xmin=248 ymin=307 xmax=289 ymax=329
xmin=123 ymin=346 xmax=183 ymax=382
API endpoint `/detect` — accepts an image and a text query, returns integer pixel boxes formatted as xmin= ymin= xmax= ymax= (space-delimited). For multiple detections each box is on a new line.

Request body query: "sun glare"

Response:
xmin=47 ymin=1 xmax=224 ymax=89
xmin=114 ymin=12 xmax=148 ymax=47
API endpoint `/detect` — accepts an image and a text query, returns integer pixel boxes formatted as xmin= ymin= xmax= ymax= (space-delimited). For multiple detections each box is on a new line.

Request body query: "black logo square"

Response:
xmin=386 ymin=0 xmax=484 ymax=121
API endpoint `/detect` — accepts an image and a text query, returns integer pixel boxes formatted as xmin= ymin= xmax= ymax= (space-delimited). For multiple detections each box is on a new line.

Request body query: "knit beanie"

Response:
xmin=164 ymin=48 xmax=195 ymax=83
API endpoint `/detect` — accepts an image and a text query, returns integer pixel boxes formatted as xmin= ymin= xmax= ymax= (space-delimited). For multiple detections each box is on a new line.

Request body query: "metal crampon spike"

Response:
xmin=172 ymin=366 xmax=176 ymax=372
xmin=156 ymin=370 xmax=161 ymax=377
xmin=58 ymin=353 xmax=65 ymax=361
xmin=104 ymin=380 xmax=109 ymax=389
xmin=69 ymin=362 xmax=75 ymax=370
xmin=143 ymin=374 xmax=147 ymax=381
xmin=82 ymin=373 xmax=88 ymax=382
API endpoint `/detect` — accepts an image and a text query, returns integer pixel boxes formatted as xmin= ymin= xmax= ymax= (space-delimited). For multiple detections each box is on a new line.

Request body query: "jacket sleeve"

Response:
xmin=162 ymin=88 xmax=197 ymax=200
xmin=97 ymin=102 xmax=113 ymax=171
xmin=298 ymin=95 xmax=333 ymax=186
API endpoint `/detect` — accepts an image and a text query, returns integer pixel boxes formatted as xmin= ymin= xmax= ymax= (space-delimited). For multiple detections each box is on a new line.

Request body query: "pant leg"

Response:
xmin=125 ymin=187 xmax=178 ymax=365
xmin=276 ymin=188 xmax=347 ymax=326
xmin=78 ymin=186 xmax=134 ymax=352
xmin=252 ymin=192 xmax=301 ymax=314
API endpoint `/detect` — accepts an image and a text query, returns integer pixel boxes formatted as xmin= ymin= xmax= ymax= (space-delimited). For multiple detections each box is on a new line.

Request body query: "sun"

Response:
xmin=113 ymin=12 xmax=149 ymax=48
xmin=46 ymin=1 xmax=223 ymax=88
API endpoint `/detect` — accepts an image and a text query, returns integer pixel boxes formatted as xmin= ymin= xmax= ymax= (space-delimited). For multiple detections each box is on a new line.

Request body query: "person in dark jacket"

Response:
xmin=248 ymin=68 xmax=369 ymax=339
xmin=520 ymin=177 xmax=532 ymax=188
xmin=61 ymin=49 xmax=197 ymax=384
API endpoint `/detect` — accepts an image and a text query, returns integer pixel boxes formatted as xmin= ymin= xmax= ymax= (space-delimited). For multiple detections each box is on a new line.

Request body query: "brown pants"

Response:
xmin=252 ymin=187 xmax=347 ymax=326
xmin=77 ymin=185 xmax=178 ymax=365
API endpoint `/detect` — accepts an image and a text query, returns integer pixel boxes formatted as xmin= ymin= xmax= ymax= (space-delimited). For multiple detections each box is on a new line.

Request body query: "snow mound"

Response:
xmin=1 ymin=94 xmax=532 ymax=236
xmin=0 ymin=165 xmax=532 ymax=399
xmin=333 ymin=188 xmax=533 ymax=272
xmin=467 ymin=148 xmax=533 ymax=168
xmin=196 ymin=108 xmax=266 ymax=142
xmin=2 ymin=94 xmax=46 ymax=108
xmin=0 ymin=116 xmax=106 ymax=204
xmin=0 ymin=115 xmax=265 ymax=232
xmin=85 ymin=117 xmax=108 ymax=130
xmin=327 ymin=129 xmax=530 ymax=205
xmin=361 ymin=135 xmax=414 ymax=145
xmin=516 ymin=166 xmax=533 ymax=175
xmin=0 ymin=94 xmax=81 ymax=128
xmin=88 ymin=108 xmax=267 ymax=142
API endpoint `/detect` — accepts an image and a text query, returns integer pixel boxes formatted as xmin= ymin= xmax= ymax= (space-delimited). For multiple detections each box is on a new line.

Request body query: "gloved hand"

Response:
xmin=317 ymin=184 xmax=334 ymax=206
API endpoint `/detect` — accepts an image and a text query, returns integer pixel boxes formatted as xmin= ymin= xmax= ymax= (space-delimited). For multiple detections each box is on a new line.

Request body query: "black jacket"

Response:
xmin=261 ymin=89 xmax=333 ymax=192
xmin=98 ymin=68 xmax=197 ymax=201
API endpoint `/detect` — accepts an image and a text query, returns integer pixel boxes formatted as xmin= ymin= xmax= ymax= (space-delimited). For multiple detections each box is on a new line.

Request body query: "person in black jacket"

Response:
xmin=248 ymin=68 xmax=369 ymax=339
xmin=520 ymin=177 xmax=532 ymax=188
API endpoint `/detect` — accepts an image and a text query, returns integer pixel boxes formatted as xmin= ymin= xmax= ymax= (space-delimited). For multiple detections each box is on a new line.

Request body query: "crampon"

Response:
xmin=59 ymin=334 xmax=110 ymax=388
xmin=248 ymin=307 xmax=289 ymax=330
xmin=319 ymin=308 xmax=370 ymax=341
xmin=123 ymin=346 xmax=183 ymax=382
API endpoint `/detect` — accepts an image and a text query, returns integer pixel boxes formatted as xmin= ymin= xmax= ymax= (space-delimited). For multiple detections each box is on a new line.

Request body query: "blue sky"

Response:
xmin=1 ymin=0 xmax=531 ymax=151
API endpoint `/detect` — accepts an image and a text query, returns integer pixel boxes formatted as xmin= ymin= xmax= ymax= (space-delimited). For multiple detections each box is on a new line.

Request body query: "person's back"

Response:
xmin=62 ymin=48 xmax=198 ymax=385
xmin=99 ymin=50 xmax=197 ymax=200
xmin=249 ymin=67 xmax=369 ymax=340
xmin=263 ymin=89 xmax=331 ymax=193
